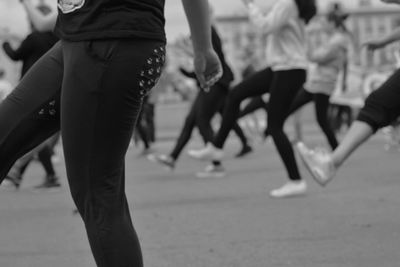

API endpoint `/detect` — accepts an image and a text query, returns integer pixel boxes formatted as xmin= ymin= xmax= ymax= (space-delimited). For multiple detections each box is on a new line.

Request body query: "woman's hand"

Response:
xmin=193 ymin=49 xmax=222 ymax=91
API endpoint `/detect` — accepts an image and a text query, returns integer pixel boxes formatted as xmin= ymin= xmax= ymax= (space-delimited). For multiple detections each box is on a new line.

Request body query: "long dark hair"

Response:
xmin=294 ymin=0 xmax=317 ymax=24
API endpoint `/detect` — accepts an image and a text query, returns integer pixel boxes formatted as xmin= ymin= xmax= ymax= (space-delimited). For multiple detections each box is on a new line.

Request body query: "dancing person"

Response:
xmin=266 ymin=13 xmax=350 ymax=151
xmin=296 ymin=0 xmax=400 ymax=187
xmin=2 ymin=4 xmax=61 ymax=189
xmin=189 ymin=0 xmax=317 ymax=198
xmin=0 ymin=0 xmax=222 ymax=266
xmin=150 ymin=23 xmax=251 ymax=178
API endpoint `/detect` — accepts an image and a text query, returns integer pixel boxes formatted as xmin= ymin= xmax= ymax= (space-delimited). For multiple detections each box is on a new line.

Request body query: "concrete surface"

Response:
xmin=1 ymin=103 xmax=400 ymax=267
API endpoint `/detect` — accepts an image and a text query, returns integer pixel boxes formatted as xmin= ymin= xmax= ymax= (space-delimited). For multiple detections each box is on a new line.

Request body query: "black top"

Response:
xmin=54 ymin=0 xmax=166 ymax=43
xmin=2 ymin=31 xmax=59 ymax=78
xmin=179 ymin=26 xmax=234 ymax=89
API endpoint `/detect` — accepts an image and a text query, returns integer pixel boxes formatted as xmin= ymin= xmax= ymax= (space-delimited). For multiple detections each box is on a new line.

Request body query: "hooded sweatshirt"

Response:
xmin=247 ymin=0 xmax=309 ymax=71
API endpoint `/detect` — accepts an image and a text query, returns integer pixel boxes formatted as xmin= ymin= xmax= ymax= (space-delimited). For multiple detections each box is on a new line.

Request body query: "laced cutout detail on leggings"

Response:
xmin=37 ymin=99 xmax=59 ymax=119
xmin=138 ymin=46 xmax=165 ymax=98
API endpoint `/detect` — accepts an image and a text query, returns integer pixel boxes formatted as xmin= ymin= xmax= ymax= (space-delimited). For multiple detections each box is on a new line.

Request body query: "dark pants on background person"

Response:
xmin=286 ymin=88 xmax=338 ymax=149
xmin=357 ymin=68 xmax=400 ymax=131
xmin=170 ymin=85 xmax=248 ymax=160
xmin=0 ymin=39 xmax=165 ymax=267
xmin=239 ymin=96 xmax=269 ymax=118
xmin=9 ymin=137 xmax=58 ymax=185
xmin=213 ymin=67 xmax=306 ymax=181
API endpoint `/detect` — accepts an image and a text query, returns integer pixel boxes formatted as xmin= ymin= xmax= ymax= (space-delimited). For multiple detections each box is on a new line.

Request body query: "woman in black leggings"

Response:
xmin=189 ymin=0 xmax=317 ymax=198
xmin=0 ymin=0 xmax=221 ymax=266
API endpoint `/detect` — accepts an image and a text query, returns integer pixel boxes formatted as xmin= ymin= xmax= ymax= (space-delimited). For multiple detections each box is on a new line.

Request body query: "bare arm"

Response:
xmin=181 ymin=0 xmax=222 ymax=89
xmin=364 ymin=27 xmax=400 ymax=51
xmin=20 ymin=0 xmax=57 ymax=32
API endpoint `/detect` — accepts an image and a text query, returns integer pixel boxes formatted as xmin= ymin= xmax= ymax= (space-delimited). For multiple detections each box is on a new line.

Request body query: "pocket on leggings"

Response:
xmin=84 ymin=40 xmax=119 ymax=62
xmin=137 ymin=45 xmax=166 ymax=99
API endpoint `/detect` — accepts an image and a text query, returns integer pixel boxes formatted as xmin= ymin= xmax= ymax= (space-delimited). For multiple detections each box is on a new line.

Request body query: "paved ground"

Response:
xmin=1 ymin=103 xmax=400 ymax=267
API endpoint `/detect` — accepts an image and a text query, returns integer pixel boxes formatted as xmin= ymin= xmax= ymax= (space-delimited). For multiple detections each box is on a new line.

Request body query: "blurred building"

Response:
xmin=215 ymin=3 xmax=400 ymax=76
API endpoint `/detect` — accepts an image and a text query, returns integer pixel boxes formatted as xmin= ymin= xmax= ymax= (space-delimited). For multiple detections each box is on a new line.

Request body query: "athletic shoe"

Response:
xmin=187 ymin=143 xmax=223 ymax=161
xmin=138 ymin=147 xmax=154 ymax=157
xmin=147 ymin=154 xmax=175 ymax=170
xmin=33 ymin=176 xmax=61 ymax=191
xmin=296 ymin=142 xmax=336 ymax=186
xmin=1 ymin=176 xmax=21 ymax=190
xmin=196 ymin=164 xmax=226 ymax=178
xmin=269 ymin=180 xmax=307 ymax=198
xmin=235 ymin=145 xmax=253 ymax=158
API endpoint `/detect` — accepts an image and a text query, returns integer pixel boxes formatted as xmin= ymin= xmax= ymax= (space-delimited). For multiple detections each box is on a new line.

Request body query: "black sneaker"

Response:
xmin=34 ymin=175 xmax=61 ymax=191
xmin=147 ymin=154 xmax=175 ymax=170
xmin=235 ymin=145 xmax=253 ymax=158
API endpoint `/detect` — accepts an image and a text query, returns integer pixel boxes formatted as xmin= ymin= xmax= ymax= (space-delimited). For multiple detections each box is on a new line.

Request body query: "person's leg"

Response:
xmin=169 ymin=93 xmax=201 ymax=161
xmin=264 ymin=87 xmax=312 ymax=139
xmin=135 ymin=109 xmax=151 ymax=151
xmin=267 ymin=70 xmax=307 ymax=198
xmin=213 ymin=68 xmax=273 ymax=148
xmin=287 ymin=88 xmax=313 ymax=115
xmin=195 ymin=84 xmax=227 ymax=142
xmin=187 ymin=68 xmax=273 ymax=161
xmin=0 ymin=43 xmax=63 ymax=183
xmin=313 ymin=93 xmax=339 ymax=150
xmin=35 ymin=141 xmax=61 ymax=188
xmin=297 ymin=68 xmax=400 ymax=186
xmin=0 ymin=42 xmax=63 ymax=146
xmin=215 ymin=95 xmax=252 ymax=156
xmin=2 ymin=118 xmax=59 ymax=188
xmin=238 ymin=96 xmax=268 ymax=118
xmin=144 ymin=102 xmax=155 ymax=142
xmin=61 ymin=39 xmax=165 ymax=267
xmin=267 ymin=70 xmax=306 ymax=181
xmin=231 ymin=121 xmax=252 ymax=157
xmin=37 ymin=145 xmax=56 ymax=176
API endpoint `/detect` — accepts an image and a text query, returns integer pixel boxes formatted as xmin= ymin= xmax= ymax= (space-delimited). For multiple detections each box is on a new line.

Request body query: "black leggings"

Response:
xmin=170 ymin=85 xmax=247 ymax=160
xmin=239 ymin=96 xmax=269 ymax=118
xmin=357 ymin=68 xmax=400 ymax=132
xmin=213 ymin=68 xmax=306 ymax=181
xmin=0 ymin=39 xmax=165 ymax=267
xmin=287 ymin=88 xmax=338 ymax=149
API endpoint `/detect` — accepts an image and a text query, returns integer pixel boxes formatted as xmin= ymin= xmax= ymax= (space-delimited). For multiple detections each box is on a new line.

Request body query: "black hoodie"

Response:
xmin=2 ymin=31 xmax=59 ymax=78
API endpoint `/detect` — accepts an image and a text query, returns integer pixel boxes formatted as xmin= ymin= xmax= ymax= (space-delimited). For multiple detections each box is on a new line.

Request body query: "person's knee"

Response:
xmin=266 ymin=125 xmax=283 ymax=137
xmin=359 ymin=98 xmax=394 ymax=131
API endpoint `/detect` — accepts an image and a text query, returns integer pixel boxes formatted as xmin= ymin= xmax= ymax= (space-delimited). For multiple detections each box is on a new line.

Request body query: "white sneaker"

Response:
xmin=196 ymin=164 xmax=226 ymax=178
xmin=187 ymin=143 xmax=224 ymax=161
xmin=269 ymin=180 xmax=307 ymax=198
xmin=296 ymin=142 xmax=336 ymax=186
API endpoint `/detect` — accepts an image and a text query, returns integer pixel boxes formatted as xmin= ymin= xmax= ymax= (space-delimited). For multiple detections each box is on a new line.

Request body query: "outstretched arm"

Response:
xmin=20 ymin=0 xmax=57 ymax=32
xmin=181 ymin=0 xmax=222 ymax=90
xmin=381 ymin=0 xmax=400 ymax=4
xmin=363 ymin=27 xmax=400 ymax=51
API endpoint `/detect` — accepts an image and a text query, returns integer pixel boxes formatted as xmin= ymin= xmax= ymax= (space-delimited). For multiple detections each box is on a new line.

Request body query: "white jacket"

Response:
xmin=247 ymin=0 xmax=309 ymax=71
